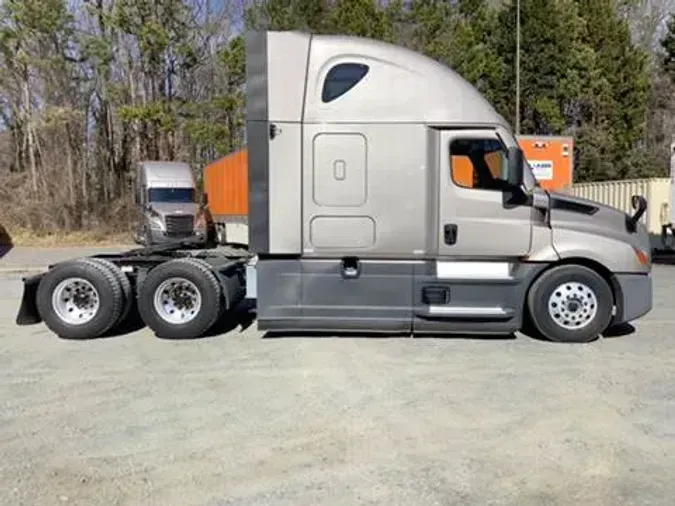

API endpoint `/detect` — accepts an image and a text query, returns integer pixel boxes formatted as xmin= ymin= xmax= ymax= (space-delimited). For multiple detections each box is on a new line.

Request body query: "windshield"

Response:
xmin=148 ymin=188 xmax=195 ymax=203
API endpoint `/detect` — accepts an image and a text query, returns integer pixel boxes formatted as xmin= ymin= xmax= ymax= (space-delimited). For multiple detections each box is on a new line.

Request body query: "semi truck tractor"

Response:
xmin=133 ymin=161 xmax=211 ymax=247
xmin=15 ymin=30 xmax=653 ymax=343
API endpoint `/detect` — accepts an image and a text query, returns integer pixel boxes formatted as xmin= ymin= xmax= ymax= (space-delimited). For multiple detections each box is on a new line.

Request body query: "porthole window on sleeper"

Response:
xmin=321 ymin=63 xmax=370 ymax=103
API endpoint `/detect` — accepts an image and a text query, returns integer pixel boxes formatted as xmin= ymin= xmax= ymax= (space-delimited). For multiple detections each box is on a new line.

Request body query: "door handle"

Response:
xmin=444 ymin=224 xmax=458 ymax=245
xmin=334 ymin=160 xmax=346 ymax=180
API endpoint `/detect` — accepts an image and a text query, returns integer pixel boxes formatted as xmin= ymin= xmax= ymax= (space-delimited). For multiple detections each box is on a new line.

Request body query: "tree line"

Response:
xmin=2 ymin=0 xmax=675 ymax=234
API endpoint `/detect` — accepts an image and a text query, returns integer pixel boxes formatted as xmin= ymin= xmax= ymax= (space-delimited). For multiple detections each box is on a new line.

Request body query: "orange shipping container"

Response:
xmin=203 ymin=148 xmax=249 ymax=218
xmin=517 ymin=135 xmax=574 ymax=191
xmin=450 ymin=135 xmax=574 ymax=191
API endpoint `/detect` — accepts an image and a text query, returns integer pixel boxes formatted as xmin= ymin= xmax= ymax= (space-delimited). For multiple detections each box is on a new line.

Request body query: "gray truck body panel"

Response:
xmin=244 ymin=30 xmax=652 ymax=334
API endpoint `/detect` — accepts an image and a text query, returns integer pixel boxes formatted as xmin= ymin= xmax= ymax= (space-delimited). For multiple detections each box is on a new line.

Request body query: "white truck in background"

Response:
xmin=133 ymin=161 xmax=212 ymax=247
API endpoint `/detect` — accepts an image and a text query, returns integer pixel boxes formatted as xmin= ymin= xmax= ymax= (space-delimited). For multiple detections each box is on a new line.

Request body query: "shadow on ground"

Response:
xmin=519 ymin=320 xmax=636 ymax=343
xmin=602 ymin=322 xmax=636 ymax=338
xmin=57 ymin=299 xmax=256 ymax=341
xmin=204 ymin=299 xmax=257 ymax=337
xmin=652 ymin=250 xmax=675 ymax=265
xmin=0 ymin=223 xmax=13 ymax=259
xmin=153 ymin=299 xmax=257 ymax=341
xmin=263 ymin=330 xmax=517 ymax=341
xmin=61 ymin=298 xmax=637 ymax=343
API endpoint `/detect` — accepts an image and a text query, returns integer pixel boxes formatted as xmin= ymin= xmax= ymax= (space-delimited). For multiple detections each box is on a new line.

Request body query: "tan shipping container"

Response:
xmin=570 ymin=178 xmax=670 ymax=236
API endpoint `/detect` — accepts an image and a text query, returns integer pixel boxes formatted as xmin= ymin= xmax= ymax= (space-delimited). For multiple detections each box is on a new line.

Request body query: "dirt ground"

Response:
xmin=1 ymin=249 xmax=675 ymax=506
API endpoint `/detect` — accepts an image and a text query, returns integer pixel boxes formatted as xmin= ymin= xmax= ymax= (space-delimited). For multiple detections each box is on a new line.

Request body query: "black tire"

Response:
xmin=138 ymin=258 xmax=222 ymax=339
xmin=82 ymin=258 xmax=134 ymax=328
xmin=526 ymin=264 xmax=613 ymax=343
xmin=36 ymin=259 xmax=124 ymax=339
xmin=181 ymin=256 xmax=228 ymax=320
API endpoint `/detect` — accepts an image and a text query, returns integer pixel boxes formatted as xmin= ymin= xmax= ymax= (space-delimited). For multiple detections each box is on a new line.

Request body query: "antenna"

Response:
xmin=515 ymin=0 xmax=521 ymax=135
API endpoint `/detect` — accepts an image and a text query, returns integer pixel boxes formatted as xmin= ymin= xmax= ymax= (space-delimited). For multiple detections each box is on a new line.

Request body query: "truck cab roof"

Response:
xmin=247 ymin=30 xmax=511 ymax=127
xmin=138 ymin=161 xmax=195 ymax=189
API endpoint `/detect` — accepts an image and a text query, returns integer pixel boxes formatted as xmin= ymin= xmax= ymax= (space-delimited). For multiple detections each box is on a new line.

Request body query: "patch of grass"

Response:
xmin=6 ymin=227 xmax=134 ymax=247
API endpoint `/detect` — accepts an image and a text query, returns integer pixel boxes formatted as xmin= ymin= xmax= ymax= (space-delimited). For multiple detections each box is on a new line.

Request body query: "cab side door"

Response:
xmin=438 ymin=129 xmax=532 ymax=258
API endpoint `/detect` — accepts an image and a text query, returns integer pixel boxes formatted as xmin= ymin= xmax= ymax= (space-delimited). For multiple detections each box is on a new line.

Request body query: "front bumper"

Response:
xmin=148 ymin=228 xmax=206 ymax=245
xmin=613 ymin=272 xmax=653 ymax=325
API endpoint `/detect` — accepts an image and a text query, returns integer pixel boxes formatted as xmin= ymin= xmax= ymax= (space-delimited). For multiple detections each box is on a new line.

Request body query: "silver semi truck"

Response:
xmin=133 ymin=161 xmax=209 ymax=246
xmin=15 ymin=30 xmax=653 ymax=343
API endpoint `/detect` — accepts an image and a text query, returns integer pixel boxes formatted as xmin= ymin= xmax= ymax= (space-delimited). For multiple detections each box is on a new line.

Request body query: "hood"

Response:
xmin=547 ymin=191 xmax=649 ymax=249
xmin=147 ymin=202 xmax=200 ymax=217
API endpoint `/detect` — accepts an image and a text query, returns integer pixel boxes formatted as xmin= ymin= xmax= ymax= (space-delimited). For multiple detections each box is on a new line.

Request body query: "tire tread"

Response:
xmin=138 ymin=258 xmax=222 ymax=339
xmin=36 ymin=259 xmax=124 ymax=339
xmin=81 ymin=258 xmax=133 ymax=328
xmin=526 ymin=264 xmax=613 ymax=343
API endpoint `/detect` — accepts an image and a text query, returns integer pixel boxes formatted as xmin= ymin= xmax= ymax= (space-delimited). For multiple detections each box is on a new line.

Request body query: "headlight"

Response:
xmin=149 ymin=216 xmax=165 ymax=231
xmin=194 ymin=214 xmax=207 ymax=231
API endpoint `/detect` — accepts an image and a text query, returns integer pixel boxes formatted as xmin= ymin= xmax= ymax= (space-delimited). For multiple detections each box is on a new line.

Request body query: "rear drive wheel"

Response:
xmin=182 ymin=257 xmax=227 ymax=321
xmin=81 ymin=258 xmax=134 ymax=328
xmin=138 ymin=258 xmax=222 ymax=339
xmin=526 ymin=265 xmax=613 ymax=343
xmin=36 ymin=259 xmax=124 ymax=339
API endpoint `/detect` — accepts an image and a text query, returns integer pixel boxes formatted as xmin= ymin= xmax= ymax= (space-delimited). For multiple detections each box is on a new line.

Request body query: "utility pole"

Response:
xmin=515 ymin=0 xmax=521 ymax=135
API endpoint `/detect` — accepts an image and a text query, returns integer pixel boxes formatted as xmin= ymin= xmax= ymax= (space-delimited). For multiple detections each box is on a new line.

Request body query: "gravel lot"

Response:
xmin=1 ymin=249 xmax=675 ymax=506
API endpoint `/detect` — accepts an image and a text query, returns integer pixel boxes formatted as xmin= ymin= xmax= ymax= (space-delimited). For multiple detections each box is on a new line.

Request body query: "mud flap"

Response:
xmin=15 ymin=273 xmax=45 ymax=325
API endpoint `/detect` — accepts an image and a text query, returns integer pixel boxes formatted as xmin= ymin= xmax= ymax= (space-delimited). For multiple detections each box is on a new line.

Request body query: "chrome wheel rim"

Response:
xmin=548 ymin=281 xmax=598 ymax=331
xmin=51 ymin=277 xmax=100 ymax=325
xmin=153 ymin=277 xmax=202 ymax=324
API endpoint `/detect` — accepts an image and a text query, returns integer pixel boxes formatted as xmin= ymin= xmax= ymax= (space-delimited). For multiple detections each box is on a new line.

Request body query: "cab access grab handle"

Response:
xmin=626 ymin=195 xmax=647 ymax=233
xmin=340 ymin=257 xmax=361 ymax=279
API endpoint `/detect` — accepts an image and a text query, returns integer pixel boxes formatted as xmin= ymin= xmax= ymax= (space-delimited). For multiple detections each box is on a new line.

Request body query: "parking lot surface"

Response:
xmin=1 ymin=251 xmax=675 ymax=506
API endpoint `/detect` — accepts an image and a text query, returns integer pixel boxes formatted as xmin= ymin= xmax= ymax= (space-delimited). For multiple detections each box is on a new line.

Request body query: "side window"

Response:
xmin=322 ymin=63 xmax=369 ymax=103
xmin=450 ymin=138 xmax=509 ymax=191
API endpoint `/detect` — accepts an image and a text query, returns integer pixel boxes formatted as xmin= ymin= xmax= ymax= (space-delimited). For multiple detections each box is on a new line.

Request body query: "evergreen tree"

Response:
xmin=575 ymin=0 xmax=650 ymax=180
xmin=661 ymin=13 xmax=675 ymax=79
xmin=494 ymin=0 xmax=587 ymax=136
xmin=328 ymin=0 xmax=393 ymax=40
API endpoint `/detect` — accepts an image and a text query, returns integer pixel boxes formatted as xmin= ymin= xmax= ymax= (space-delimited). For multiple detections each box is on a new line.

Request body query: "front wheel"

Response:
xmin=526 ymin=265 xmax=614 ymax=343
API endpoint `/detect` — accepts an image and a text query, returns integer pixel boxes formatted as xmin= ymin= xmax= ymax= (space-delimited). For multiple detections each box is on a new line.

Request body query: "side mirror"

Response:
xmin=145 ymin=202 xmax=152 ymax=212
xmin=626 ymin=195 xmax=647 ymax=232
xmin=507 ymin=146 xmax=524 ymax=187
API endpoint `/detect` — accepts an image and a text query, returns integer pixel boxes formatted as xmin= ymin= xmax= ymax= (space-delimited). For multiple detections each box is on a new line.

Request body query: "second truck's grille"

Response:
xmin=165 ymin=215 xmax=194 ymax=236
